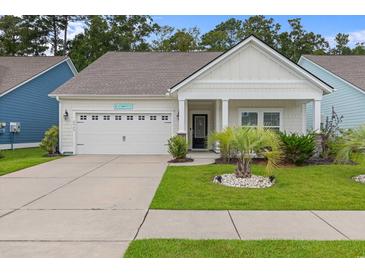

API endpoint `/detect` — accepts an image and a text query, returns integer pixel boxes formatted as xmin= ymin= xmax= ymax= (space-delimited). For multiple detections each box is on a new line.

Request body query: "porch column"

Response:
xmin=215 ymin=100 xmax=221 ymax=132
xmin=178 ymin=99 xmax=186 ymax=134
xmin=313 ymin=99 xmax=321 ymax=132
xmin=221 ymin=99 xmax=229 ymax=129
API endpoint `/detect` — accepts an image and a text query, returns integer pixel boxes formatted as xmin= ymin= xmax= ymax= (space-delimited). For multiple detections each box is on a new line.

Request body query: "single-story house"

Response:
xmin=299 ymin=55 xmax=365 ymax=130
xmin=51 ymin=35 xmax=332 ymax=155
xmin=0 ymin=56 xmax=77 ymax=149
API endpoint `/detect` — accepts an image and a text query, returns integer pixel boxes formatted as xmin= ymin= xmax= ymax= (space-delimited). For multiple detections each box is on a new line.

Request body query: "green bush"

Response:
xmin=208 ymin=127 xmax=234 ymax=163
xmin=40 ymin=126 xmax=59 ymax=156
xmin=279 ymin=132 xmax=316 ymax=165
xmin=167 ymin=135 xmax=188 ymax=160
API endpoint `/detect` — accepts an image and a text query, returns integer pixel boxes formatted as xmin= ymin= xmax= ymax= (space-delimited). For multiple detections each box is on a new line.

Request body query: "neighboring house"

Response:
xmin=0 ymin=57 xmax=77 ymax=149
xmin=299 ymin=55 xmax=365 ymax=130
xmin=51 ymin=35 xmax=332 ymax=155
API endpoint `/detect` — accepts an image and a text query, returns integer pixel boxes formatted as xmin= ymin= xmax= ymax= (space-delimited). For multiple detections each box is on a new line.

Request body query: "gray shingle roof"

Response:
xmin=303 ymin=55 xmax=365 ymax=92
xmin=0 ymin=56 xmax=67 ymax=95
xmin=52 ymin=51 xmax=222 ymax=96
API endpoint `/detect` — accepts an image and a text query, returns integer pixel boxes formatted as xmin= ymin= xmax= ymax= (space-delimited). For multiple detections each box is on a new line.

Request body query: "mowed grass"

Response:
xmin=0 ymin=147 xmax=60 ymax=176
xmin=150 ymin=158 xmax=365 ymax=210
xmin=124 ymin=239 xmax=365 ymax=258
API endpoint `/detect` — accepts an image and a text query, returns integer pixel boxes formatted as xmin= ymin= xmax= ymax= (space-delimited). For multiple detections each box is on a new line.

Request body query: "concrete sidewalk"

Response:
xmin=137 ymin=210 xmax=365 ymax=240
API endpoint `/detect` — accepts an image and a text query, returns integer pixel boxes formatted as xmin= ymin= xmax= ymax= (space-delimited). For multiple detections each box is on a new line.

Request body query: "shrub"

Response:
xmin=279 ymin=132 xmax=316 ymax=165
xmin=336 ymin=125 xmax=365 ymax=163
xmin=208 ymin=127 xmax=234 ymax=163
xmin=167 ymin=135 xmax=188 ymax=160
xmin=40 ymin=126 xmax=59 ymax=156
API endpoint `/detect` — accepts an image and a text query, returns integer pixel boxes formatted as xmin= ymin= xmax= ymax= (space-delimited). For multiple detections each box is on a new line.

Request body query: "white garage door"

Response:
xmin=76 ymin=113 xmax=172 ymax=154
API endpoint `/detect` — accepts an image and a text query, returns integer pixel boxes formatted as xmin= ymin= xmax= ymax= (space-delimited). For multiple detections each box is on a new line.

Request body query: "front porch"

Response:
xmin=178 ymin=99 xmax=321 ymax=151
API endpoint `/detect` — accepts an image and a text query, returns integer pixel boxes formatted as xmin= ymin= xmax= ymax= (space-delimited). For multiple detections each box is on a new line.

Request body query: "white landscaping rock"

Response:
xmin=353 ymin=175 xmax=365 ymax=184
xmin=213 ymin=173 xmax=275 ymax=188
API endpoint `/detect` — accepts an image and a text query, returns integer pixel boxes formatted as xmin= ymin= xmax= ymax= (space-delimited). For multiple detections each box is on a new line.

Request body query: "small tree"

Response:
xmin=208 ymin=127 xmax=234 ymax=163
xmin=231 ymin=127 xmax=282 ymax=178
xmin=40 ymin=126 xmax=59 ymax=156
xmin=336 ymin=125 xmax=365 ymax=163
xmin=320 ymin=106 xmax=343 ymax=159
xmin=167 ymin=135 xmax=188 ymax=160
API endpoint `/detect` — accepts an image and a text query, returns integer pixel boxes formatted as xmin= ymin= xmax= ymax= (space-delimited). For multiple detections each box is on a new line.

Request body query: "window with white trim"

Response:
xmin=138 ymin=115 xmax=145 ymax=120
xmin=115 ymin=115 xmax=122 ymax=120
xmin=239 ymin=109 xmax=282 ymax=132
xmin=103 ymin=115 xmax=110 ymax=120
xmin=241 ymin=112 xmax=258 ymax=127
xmin=162 ymin=115 xmax=169 ymax=121
xmin=127 ymin=115 xmax=133 ymax=120
xmin=80 ymin=115 xmax=87 ymax=121
xmin=263 ymin=112 xmax=280 ymax=131
xmin=150 ymin=115 xmax=157 ymax=120
xmin=92 ymin=115 xmax=98 ymax=120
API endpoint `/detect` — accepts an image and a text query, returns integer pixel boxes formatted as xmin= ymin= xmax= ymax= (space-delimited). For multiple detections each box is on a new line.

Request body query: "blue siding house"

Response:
xmin=0 ymin=57 xmax=76 ymax=149
xmin=299 ymin=55 xmax=365 ymax=130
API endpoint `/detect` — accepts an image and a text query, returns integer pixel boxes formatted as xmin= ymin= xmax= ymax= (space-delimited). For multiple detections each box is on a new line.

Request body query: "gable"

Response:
xmin=170 ymin=36 xmax=332 ymax=95
xmin=198 ymin=43 xmax=302 ymax=82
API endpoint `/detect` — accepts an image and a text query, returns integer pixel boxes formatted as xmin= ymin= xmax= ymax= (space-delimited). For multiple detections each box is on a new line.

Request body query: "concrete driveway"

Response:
xmin=0 ymin=155 xmax=168 ymax=258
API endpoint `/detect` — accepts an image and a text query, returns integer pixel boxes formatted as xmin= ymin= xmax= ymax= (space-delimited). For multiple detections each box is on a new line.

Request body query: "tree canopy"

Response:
xmin=0 ymin=15 xmax=363 ymax=70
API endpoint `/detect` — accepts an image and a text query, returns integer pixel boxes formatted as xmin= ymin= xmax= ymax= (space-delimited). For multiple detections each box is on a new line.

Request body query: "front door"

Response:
xmin=192 ymin=114 xmax=208 ymax=149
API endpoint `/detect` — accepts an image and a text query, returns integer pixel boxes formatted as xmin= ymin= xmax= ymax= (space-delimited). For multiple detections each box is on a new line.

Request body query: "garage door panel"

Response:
xmin=76 ymin=113 xmax=172 ymax=154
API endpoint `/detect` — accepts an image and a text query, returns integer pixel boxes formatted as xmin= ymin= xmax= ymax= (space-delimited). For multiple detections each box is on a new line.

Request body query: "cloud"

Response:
xmin=68 ymin=21 xmax=86 ymax=39
xmin=326 ymin=29 xmax=365 ymax=48
xmin=348 ymin=29 xmax=365 ymax=46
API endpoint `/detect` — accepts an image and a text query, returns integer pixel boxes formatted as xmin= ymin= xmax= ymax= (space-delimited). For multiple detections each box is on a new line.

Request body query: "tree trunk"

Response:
xmin=52 ymin=16 xmax=58 ymax=55
xmin=63 ymin=16 xmax=68 ymax=55
xmin=235 ymin=158 xmax=252 ymax=178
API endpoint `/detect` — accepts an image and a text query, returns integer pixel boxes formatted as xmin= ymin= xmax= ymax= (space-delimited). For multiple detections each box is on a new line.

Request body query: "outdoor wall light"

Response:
xmin=63 ymin=110 xmax=69 ymax=120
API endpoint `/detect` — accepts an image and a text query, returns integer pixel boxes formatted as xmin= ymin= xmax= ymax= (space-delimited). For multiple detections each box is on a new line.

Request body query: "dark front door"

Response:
xmin=192 ymin=114 xmax=208 ymax=149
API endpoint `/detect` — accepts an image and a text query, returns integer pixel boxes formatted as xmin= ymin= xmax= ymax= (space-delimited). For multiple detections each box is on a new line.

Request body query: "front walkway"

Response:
xmin=137 ymin=210 xmax=365 ymax=240
xmin=0 ymin=155 xmax=169 ymax=258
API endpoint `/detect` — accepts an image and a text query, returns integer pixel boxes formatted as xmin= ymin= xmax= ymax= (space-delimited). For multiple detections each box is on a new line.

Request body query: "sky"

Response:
xmin=68 ymin=15 xmax=365 ymax=48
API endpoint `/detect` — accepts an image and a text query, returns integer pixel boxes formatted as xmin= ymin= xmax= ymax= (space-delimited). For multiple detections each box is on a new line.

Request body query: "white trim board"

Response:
xmin=0 ymin=142 xmax=40 ymax=150
xmin=169 ymin=36 xmax=333 ymax=94
xmin=0 ymin=58 xmax=78 ymax=98
xmin=238 ymin=107 xmax=284 ymax=132
xmin=299 ymin=56 xmax=365 ymax=96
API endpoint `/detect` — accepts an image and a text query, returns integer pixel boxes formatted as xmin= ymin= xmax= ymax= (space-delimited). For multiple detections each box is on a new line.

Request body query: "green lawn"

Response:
xmin=150 ymin=159 xmax=365 ymax=210
xmin=124 ymin=239 xmax=365 ymax=258
xmin=0 ymin=147 xmax=61 ymax=176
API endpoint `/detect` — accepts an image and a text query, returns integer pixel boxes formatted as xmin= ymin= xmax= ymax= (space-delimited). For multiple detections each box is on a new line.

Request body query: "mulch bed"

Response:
xmin=168 ymin=158 xmax=194 ymax=163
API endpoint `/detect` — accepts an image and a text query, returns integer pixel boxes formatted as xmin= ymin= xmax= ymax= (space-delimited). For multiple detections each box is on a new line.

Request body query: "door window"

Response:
xmin=194 ymin=116 xmax=206 ymax=138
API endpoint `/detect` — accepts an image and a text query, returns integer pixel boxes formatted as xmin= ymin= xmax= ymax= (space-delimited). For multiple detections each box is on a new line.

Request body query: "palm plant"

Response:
xmin=231 ymin=127 xmax=282 ymax=178
xmin=336 ymin=125 xmax=365 ymax=163
xmin=208 ymin=127 xmax=234 ymax=163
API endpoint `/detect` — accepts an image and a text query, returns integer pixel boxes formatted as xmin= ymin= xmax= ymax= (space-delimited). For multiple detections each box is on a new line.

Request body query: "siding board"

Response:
xmin=0 ymin=62 xmax=74 ymax=145
xmin=299 ymin=58 xmax=365 ymax=130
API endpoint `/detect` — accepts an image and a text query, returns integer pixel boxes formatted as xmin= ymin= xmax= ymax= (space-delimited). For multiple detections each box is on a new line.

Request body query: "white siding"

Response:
xmin=178 ymin=44 xmax=323 ymax=101
xmin=228 ymin=100 xmax=305 ymax=133
xmin=59 ymin=98 xmax=178 ymax=154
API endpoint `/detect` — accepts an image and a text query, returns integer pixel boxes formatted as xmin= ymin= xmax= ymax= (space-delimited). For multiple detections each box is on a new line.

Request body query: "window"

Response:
xmin=80 ymin=115 xmax=87 ymax=121
xmin=138 ymin=115 xmax=145 ymax=120
xmin=127 ymin=115 xmax=133 ymax=120
xmin=162 ymin=115 xmax=169 ymax=121
xmin=115 ymin=115 xmax=122 ymax=120
xmin=150 ymin=115 xmax=157 ymax=120
xmin=103 ymin=115 xmax=110 ymax=120
xmin=241 ymin=112 xmax=258 ymax=127
xmin=263 ymin=112 xmax=280 ymax=131
xmin=240 ymin=109 xmax=282 ymax=132
xmin=92 ymin=115 xmax=98 ymax=120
